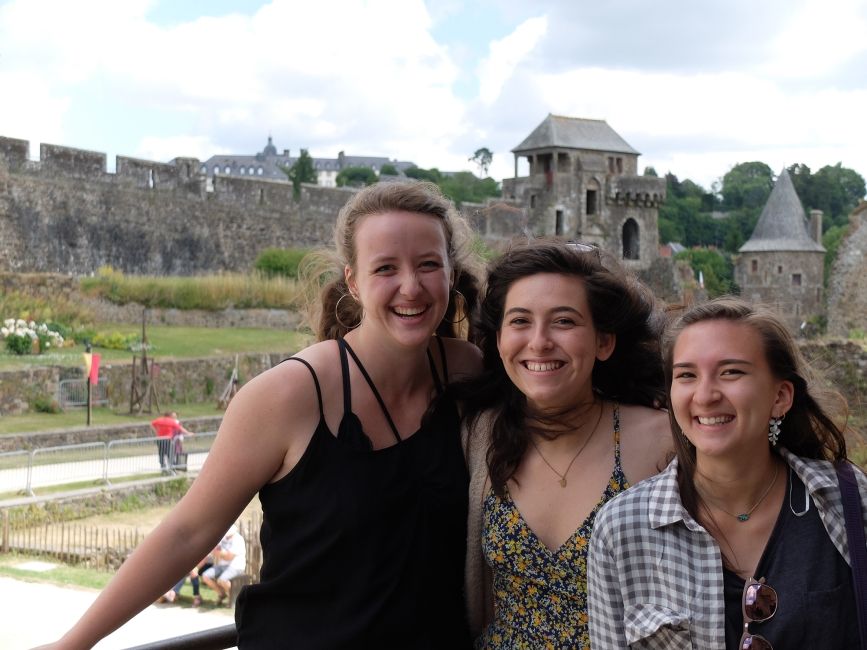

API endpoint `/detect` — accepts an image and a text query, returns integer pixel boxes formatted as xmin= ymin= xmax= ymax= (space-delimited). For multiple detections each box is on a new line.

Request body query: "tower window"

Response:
xmin=586 ymin=190 xmax=597 ymax=215
xmin=792 ymin=273 xmax=802 ymax=286
xmin=751 ymin=259 xmax=758 ymax=273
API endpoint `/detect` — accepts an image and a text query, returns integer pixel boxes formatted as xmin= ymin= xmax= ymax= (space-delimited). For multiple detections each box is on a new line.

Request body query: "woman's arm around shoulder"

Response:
xmin=32 ymin=345 xmax=330 ymax=650
xmin=618 ymin=403 xmax=674 ymax=487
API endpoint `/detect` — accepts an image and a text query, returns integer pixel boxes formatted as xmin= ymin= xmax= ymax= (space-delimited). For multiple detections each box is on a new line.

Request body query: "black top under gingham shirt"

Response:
xmin=587 ymin=449 xmax=867 ymax=650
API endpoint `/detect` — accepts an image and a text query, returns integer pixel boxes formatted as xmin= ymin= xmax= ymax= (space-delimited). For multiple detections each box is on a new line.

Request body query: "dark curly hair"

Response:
xmin=452 ymin=238 xmax=666 ymax=495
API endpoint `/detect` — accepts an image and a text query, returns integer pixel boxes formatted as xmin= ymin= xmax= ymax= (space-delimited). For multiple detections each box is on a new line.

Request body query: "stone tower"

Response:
xmin=735 ymin=168 xmax=825 ymax=330
xmin=501 ymin=114 xmax=664 ymax=270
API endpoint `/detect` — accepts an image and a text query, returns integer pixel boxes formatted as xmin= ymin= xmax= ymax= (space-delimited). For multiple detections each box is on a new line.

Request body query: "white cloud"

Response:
xmin=137 ymin=135 xmax=225 ymax=163
xmin=1 ymin=0 xmax=865 ymax=187
xmin=767 ymin=0 xmax=867 ymax=78
xmin=477 ymin=15 xmax=547 ymax=105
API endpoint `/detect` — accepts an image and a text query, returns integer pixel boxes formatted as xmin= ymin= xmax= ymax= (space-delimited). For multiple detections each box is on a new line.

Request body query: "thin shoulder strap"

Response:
xmin=337 ymin=338 xmax=353 ymax=417
xmin=836 ymin=460 xmax=867 ymax=648
xmin=283 ymin=357 xmax=324 ymax=420
xmin=612 ymin=402 xmax=622 ymax=462
xmin=339 ymin=338 xmax=402 ymax=444
xmin=427 ymin=336 xmax=448 ymax=395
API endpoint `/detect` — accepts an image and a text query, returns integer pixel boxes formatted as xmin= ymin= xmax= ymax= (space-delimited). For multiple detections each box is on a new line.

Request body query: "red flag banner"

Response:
xmin=89 ymin=353 xmax=101 ymax=385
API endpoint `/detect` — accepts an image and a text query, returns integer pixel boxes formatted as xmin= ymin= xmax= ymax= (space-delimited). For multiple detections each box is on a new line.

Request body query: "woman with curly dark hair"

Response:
xmin=455 ymin=238 xmax=671 ymax=648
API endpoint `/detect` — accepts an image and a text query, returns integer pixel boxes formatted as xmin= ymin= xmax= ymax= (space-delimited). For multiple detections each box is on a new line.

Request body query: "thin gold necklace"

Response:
xmin=529 ymin=402 xmax=604 ymax=488
xmin=699 ymin=462 xmax=780 ymax=523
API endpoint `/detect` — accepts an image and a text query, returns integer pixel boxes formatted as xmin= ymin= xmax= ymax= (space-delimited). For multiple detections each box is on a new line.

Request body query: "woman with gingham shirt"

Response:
xmin=588 ymin=298 xmax=866 ymax=649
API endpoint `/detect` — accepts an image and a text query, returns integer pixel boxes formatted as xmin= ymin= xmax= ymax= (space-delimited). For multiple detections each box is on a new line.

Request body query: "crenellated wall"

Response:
xmin=0 ymin=136 xmax=353 ymax=275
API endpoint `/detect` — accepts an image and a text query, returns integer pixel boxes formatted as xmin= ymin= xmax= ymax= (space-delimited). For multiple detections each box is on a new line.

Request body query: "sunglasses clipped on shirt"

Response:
xmin=740 ymin=577 xmax=778 ymax=650
xmin=565 ymin=240 xmax=601 ymax=261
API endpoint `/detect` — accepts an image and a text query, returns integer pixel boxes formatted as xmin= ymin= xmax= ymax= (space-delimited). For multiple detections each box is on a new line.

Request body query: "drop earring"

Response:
xmin=768 ymin=414 xmax=783 ymax=447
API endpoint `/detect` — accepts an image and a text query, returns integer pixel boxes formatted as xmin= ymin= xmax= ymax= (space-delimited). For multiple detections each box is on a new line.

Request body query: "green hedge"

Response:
xmin=254 ymin=248 xmax=309 ymax=278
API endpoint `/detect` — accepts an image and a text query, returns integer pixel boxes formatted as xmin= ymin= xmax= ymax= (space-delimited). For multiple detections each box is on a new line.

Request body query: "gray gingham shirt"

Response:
xmin=587 ymin=448 xmax=867 ymax=649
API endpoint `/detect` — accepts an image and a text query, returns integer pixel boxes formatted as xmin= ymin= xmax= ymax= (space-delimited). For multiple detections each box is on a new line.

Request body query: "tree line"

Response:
xmin=652 ymin=161 xmax=865 ymax=296
xmin=282 ymin=147 xmax=502 ymax=206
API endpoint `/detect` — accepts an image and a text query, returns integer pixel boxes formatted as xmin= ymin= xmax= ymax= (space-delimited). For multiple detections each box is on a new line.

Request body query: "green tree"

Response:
xmin=785 ymin=162 xmax=865 ymax=230
xmin=438 ymin=172 xmax=500 ymax=205
xmin=469 ymin=147 xmax=493 ymax=177
xmin=336 ymin=166 xmax=377 ymax=187
xmin=380 ymin=163 xmax=398 ymax=176
xmin=405 ymin=166 xmax=443 ymax=183
xmin=675 ymin=248 xmax=735 ymax=297
xmin=285 ymin=149 xmax=318 ymax=199
xmin=721 ymin=162 xmax=774 ymax=210
xmin=643 ymin=166 xmax=658 ymax=177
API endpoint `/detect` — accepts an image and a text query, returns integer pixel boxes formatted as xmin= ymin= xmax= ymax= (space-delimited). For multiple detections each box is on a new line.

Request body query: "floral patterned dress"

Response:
xmin=478 ymin=405 xmax=628 ymax=650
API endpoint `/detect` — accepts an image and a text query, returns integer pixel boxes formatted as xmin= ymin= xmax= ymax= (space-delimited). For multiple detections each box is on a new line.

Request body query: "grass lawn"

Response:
xmin=0 ymin=401 xmax=226 ymax=436
xmin=0 ymin=325 xmax=311 ymax=370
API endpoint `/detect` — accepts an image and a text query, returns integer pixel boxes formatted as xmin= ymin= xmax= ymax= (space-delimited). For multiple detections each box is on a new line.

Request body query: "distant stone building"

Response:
xmin=500 ymin=114 xmax=665 ymax=270
xmin=735 ymin=168 xmax=825 ymax=330
xmin=827 ymin=200 xmax=867 ymax=337
xmin=201 ymin=136 xmax=415 ymax=188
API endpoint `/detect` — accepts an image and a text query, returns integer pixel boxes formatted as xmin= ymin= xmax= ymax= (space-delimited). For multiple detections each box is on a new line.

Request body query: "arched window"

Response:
xmin=622 ymin=219 xmax=640 ymax=260
xmin=257 ymin=167 xmax=263 ymax=175
xmin=224 ymin=166 xmax=231 ymax=174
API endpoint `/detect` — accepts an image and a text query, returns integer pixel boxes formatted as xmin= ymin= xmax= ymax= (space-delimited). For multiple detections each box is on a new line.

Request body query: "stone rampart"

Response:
xmin=0 ymin=136 xmax=350 ymax=275
xmin=827 ymin=202 xmax=867 ymax=337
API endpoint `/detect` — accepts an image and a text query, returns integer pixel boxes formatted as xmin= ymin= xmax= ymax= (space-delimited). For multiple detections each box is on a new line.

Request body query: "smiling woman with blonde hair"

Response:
xmin=36 ymin=181 xmax=484 ymax=649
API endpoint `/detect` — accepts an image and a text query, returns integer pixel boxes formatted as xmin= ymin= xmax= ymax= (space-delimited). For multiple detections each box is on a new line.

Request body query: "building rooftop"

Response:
xmin=512 ymin=114 xmax=639 ymax=155
xmin=739 ymin=168 xmax=825 ymax=253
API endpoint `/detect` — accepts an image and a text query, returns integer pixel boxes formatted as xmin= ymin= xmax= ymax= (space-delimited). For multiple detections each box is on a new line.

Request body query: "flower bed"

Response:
xmin=1 ymin=319 xmax=65 ymax=355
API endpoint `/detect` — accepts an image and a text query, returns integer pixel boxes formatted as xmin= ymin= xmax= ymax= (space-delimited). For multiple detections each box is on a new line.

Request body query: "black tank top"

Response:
xmin=235 ymin=338 xmax=472 ymax=649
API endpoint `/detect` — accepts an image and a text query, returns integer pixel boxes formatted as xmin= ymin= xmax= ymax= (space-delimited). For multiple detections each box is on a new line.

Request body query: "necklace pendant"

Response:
xmin=737 ymin=513 xmax=750 ymax=522
xmin=559 ymin=478 xmax=567 ymax=488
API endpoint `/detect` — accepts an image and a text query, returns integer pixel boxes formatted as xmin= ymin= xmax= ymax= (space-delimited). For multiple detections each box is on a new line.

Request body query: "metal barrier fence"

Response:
xmin=0 ymin=432 xmax=217 ymax=497
xmin=57 ymin=378 xmax=109 ymax=408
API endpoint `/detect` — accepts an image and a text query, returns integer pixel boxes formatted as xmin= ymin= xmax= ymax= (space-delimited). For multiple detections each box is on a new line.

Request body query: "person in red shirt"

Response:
xmin=151 ymin=412 xmax=191 ymax=474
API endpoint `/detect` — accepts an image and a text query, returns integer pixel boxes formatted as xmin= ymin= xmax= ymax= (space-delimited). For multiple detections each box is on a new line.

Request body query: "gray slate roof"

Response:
xmin=201 ymin=138 xmax=415 ymax=179
xmin=739 ymin=169 xmax=825 ymax=253
xmin=512 ymin=114 xmax=639 ymax=155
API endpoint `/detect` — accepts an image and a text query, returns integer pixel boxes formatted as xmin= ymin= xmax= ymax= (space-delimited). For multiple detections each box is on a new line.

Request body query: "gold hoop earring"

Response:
xmin=335 ymin=293 xmax=361 ymax=330
xmin=444 ymin=289 xmax=468 ymax=325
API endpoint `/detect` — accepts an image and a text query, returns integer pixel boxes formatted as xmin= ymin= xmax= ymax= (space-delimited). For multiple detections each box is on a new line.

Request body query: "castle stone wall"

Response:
xmin=0 ymin=136 xmax=352 ymax=275
xmin=735 ymin=250 xmax=825 ymax=331
xmin=827 ymin=203 xmax=867 ymax=337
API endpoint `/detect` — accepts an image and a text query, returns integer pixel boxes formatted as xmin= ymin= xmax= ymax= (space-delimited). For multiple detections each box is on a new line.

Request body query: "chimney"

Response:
xmin=283 ymin=149 xmax=290 ymax=157
xmin=809 ymin=209 xmax=823 ymax=243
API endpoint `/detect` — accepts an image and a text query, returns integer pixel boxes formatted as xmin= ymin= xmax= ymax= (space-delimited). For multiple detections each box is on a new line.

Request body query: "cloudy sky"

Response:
xmin=1 ymin=0 xmax=866 ymax=191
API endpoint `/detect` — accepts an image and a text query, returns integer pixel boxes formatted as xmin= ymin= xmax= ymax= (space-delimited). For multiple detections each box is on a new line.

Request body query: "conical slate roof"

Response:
xmin=512 ymin=114 xmax=639 ymax=155
xmin=739 ymin=169 xmax=825 ymax=252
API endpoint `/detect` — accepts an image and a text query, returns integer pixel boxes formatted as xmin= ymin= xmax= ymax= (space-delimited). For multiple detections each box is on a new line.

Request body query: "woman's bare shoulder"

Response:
xmin=438 ymin=337 xmax=482 ymax=381
xmin=618 ymin=404 xmax=673 ymax=482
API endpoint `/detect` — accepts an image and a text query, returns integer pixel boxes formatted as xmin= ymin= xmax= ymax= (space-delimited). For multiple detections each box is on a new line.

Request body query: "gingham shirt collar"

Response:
xmin=647 ymin=456 xmax=706 ymax=532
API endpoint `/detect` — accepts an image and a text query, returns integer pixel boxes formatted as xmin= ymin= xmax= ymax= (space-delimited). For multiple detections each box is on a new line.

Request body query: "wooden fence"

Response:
xmin=1 ymin=509 xmax=263 ymax=579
